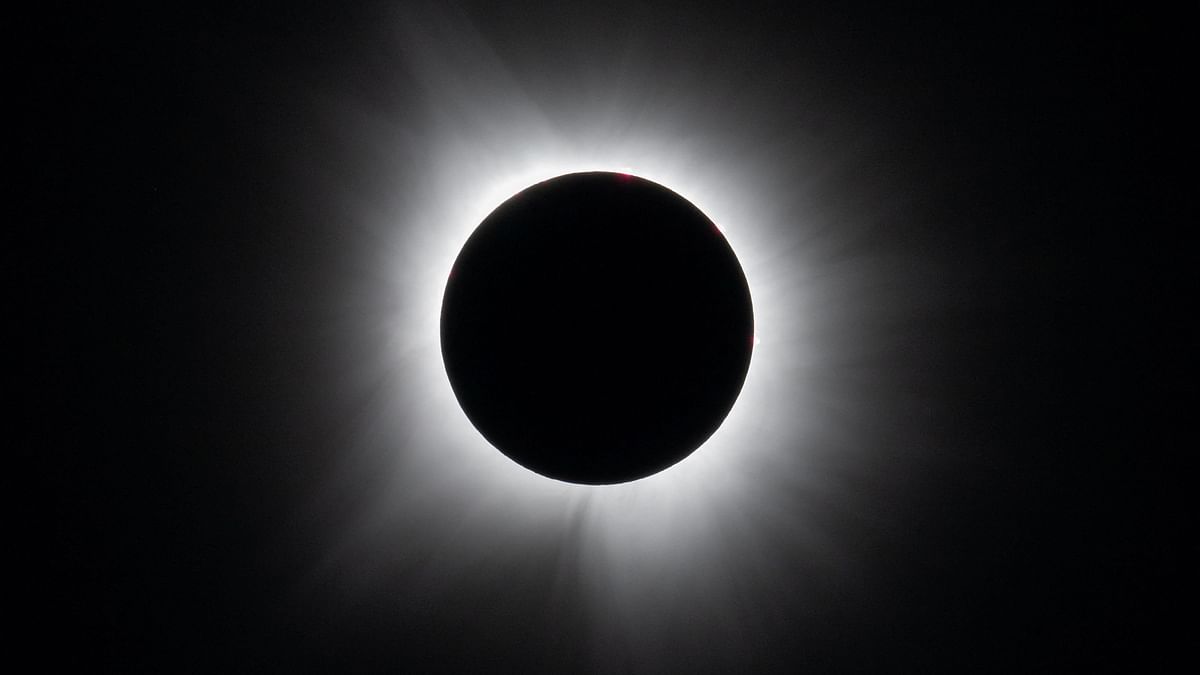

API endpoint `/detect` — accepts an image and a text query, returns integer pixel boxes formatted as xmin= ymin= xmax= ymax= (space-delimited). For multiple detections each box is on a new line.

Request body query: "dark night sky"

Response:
xmin=24 ymin=3 xmax=1185 ymax=672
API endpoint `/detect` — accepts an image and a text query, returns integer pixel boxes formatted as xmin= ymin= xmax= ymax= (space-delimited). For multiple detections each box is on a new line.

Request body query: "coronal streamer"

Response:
xmin=306 ymin=3 xmax=948 ymax=668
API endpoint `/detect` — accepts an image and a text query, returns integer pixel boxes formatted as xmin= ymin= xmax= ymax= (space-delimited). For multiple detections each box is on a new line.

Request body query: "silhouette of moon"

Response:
xmin=441 ymin=172 xmax=753 ymax=484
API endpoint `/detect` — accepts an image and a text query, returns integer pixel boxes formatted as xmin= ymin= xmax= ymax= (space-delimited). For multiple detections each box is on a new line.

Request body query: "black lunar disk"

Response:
xmin=441 ymin=172 xmax=754 ymax=484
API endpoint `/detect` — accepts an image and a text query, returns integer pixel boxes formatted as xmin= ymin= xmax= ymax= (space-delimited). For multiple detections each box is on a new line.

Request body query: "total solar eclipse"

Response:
xmin=440 ymin=172 xmax=754 ymax=484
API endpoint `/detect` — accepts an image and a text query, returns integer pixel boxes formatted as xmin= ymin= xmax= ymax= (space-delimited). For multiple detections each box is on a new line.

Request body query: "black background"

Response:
xmin=23 ymin=2 xmax=1184 ymax=671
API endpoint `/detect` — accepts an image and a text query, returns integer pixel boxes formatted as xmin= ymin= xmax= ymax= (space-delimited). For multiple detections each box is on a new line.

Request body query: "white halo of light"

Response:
xmin=386 ymin=144 xmax=808 ymax=545
xmin=304 ymin=4 xmax=938 ymax=666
